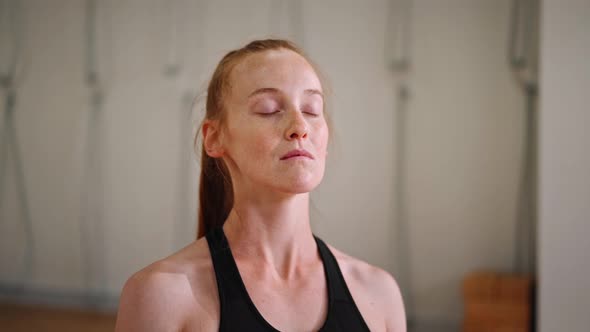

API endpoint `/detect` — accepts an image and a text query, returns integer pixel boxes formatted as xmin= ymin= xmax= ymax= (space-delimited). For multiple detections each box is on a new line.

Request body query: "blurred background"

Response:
xmin=0 ymin=0 xmax=588 ymax=331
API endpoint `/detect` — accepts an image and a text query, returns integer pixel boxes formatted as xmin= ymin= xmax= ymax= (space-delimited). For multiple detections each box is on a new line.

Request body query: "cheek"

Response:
xmin=314 ymin=122 xmax=330 ymax=155
xmin=229 ymin=124 xmax=278 ymax=163
xmin=249 ymin=133 xmax=276 ymax=160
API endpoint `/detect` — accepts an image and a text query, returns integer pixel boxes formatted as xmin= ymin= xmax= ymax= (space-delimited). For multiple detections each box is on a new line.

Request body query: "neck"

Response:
xmin=222 ymin=191 xmax=317 ymax=280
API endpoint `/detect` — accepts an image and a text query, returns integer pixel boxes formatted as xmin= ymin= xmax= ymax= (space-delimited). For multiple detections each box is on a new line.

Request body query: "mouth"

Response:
xmin=280 ymin=149 xmax=314 ymax=160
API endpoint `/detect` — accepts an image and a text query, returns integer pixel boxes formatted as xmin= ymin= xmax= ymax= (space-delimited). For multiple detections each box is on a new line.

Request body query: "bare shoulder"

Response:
xmin=327 ymin=244 xmax=407 ymax=332
xmin=115 ymin=237 xmax=219 ymax=332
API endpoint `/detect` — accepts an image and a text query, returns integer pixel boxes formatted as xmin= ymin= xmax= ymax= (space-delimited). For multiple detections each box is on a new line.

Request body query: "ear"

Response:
xmin=202 ymin=119 xmax=225 ymax=158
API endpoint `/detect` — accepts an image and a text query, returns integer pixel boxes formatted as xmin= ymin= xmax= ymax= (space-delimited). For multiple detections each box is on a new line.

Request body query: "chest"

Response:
xmin=237 ymin=263 xmax=329 ymax=331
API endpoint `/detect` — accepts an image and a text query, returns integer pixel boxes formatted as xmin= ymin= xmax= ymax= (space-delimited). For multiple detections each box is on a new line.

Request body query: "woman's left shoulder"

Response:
xmin=327 ymin=244 xmax=407 ymax=331
xmin=327 ymin=244 xmax=398 ymax=291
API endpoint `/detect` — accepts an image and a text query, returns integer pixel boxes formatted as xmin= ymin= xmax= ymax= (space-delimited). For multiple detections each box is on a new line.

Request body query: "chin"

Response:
xmin=278 ymin=173 xmax=324 ymax=194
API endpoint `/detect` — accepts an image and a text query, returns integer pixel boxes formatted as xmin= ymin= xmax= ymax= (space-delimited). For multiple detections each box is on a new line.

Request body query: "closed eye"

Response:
xmin=258 ymin=110 xmax=281 ymax=116
xmin=302 ymin=105 xmax=321 ymax=117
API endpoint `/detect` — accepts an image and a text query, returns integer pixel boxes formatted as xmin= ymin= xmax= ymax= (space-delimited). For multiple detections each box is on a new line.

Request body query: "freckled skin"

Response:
xmin=221 ymin=49 xmax=329 ymax=196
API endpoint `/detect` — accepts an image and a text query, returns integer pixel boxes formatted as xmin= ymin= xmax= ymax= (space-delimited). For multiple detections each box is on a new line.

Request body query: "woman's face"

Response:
xmin=220 ymin=49 xmax=329 ymax=196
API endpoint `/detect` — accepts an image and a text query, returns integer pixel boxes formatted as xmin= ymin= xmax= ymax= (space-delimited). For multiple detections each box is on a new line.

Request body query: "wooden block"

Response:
xmin=463 ymin=272 xmax=533 ymax=302
xmin=463 ymin=271 xmax=498 ymax=301
xmin=497 ymin=275 xmax=533 ymax=303
xmin=463 ymin=271 xmax=534 ymax=332
xmin=464 ymin=322 xmax=529 ymax=332
xmin=464 ymin=301 xmax=530 ymax=325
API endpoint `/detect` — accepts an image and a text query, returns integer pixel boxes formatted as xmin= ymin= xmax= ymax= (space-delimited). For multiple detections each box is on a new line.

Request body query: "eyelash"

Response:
xmin=259 ymin=110 xmax=281 ymax=116
xmin=258 ymin=110 xmax=319 ymax=117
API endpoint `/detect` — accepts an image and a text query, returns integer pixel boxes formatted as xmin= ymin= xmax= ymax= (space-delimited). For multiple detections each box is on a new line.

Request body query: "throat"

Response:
xmin=232 ymin=237 xmax=323 ymax=282
xmin=222 ymin=210 xmax=319 ymax=279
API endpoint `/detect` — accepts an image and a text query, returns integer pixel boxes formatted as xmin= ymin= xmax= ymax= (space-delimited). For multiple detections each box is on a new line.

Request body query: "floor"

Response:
xmin=0 ymin=302 xmax=461 ymax=332
xmin=0 ymin=303 xmax=117 ymax=332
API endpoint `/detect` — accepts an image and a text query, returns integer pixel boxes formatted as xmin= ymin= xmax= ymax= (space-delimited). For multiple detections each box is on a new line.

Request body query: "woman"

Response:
xmin=115 ymin=39 xmax=406 ymax=331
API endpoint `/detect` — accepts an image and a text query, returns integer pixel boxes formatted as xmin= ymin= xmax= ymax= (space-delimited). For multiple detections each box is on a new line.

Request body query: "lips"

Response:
xmin=280 ymin=149 xmax=314 ymax=160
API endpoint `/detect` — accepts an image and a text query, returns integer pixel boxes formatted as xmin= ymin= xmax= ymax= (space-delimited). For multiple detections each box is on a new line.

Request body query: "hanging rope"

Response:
xmin=79 ymin=0 xmax=110 ymax=305
xmin=0 ymin=0 xmax=34 ymax=289
xmin=509 ymin=0 xmax=538 ymax=276
xmin=386 ymin=0 xmax=415 ymax=327
xmin=163 ymin=0 xmax=182 ymax=78
xmin=161 ymin=0 xmax=209 ymax=247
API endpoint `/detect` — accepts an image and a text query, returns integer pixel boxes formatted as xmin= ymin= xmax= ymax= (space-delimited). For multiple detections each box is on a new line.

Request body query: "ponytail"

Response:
xmin=197 ymin=147 xmax=233 ymax=238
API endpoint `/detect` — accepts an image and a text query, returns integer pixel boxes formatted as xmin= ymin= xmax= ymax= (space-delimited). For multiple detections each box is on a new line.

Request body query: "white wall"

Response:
xmin=538 ymin=0 xmax=590 ymax=331
xmin=311 ymin=1 xmax=527 ymax=328
xmin=0 ymin=0 xmax=525 ymax=328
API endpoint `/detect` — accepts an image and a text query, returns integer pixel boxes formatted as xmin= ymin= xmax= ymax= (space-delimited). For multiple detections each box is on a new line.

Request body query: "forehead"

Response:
xmin=229 ymin=49 xmax=322 ymax=99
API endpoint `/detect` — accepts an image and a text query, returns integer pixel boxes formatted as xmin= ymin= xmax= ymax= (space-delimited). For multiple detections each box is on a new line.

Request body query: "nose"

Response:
xmin=285 ymin=110 xmax=309 ymax=141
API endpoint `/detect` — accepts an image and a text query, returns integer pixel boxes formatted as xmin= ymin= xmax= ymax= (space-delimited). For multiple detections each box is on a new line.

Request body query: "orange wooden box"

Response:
xmin=463 ymin=271 xmax=533 ymax=302
xmin=462 ymin=271 xmax=534 ymax=332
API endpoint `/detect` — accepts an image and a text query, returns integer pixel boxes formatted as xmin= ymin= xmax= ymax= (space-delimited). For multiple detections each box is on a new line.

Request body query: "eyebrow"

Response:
xmin=247 ymin=87 xmax=324 ymax=99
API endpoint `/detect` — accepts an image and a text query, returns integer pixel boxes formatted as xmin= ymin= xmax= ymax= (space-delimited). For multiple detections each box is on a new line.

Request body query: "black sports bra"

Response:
xmin=206 ymin=227 xmax=370 ymax=331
